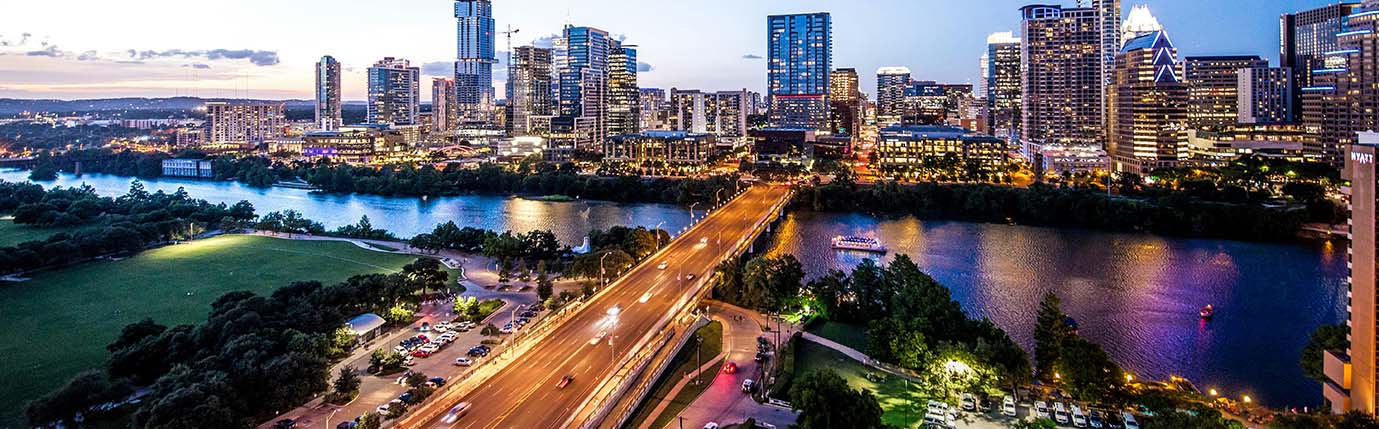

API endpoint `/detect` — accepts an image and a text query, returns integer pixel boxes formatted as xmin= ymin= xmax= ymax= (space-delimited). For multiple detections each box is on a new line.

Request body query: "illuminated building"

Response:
xmin=1283 ymin=2 xmax=1364 ymax=99
xmin=1107 ymin=29 xmax=1188 ymax=174
xmin=1333 ymin=131 xmax=1379 ymax=414
xmin=875 ymin=125 xmax=1008 ymax=180
xmin=455 ymin=0 xmax=496 ymax=122
xmin=767 ymin=12 xmax=832 ymax=130
xmin=607 ymin=42 xmax=640 ymax=137
xmin=367 ymin=57 xmax=420 ymax=126
xmin=1237 ymin=67 xmax=1295 ymax=124
xmin=876 ymin=66 xmax=912 ymax=126
xmin=830 ymin=68 xmax=862 ymax=138
xmin=669 ymin=89 xmax=748 ymax=143
xmin=432 ymin=78 xmax=459 ymax=134
xmin=1302 ymin=6 xmax=1379 ymax=166
xmin=985 ymin=32 xmax=1022 ymax=142
xmin=315 ymin=56 xmax=342 ymax=131
xmin=1185 ymin=123 xmax=1308 ymax=162
xmin=556 ymin=25 xmax=610 ymax=149
xmin=205 ymin=102 xmax=285 ymax=147
xmin=901 ymin=81 xmax=948 ymax=126
xmin=161 ymin=159 xmax=214 ymax=178
xmin=1184 ymin=56 xmax=1267 ymax=130
xmin=302 ymin=128 xmax=390 ymax=164
xmin=639 ymin=88 xmax=670 ymax=131
xmin=604 ymin=131 xmax=716 ymax=164
xmin=1019 ymin=3 xmax=1111 ymax=149
xmin=506 ymin=46 xmax=554 ymax=136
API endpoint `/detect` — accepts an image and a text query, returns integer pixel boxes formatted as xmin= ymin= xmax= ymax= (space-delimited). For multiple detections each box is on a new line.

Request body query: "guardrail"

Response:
xmin=609 ymin=316 xmax=712 ymax=429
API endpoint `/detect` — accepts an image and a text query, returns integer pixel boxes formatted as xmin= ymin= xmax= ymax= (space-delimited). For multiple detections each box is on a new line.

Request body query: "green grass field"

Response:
xmin=626 ymin=321 xmax=725 ymax=429
xmin=0 ymin=235 xmax=432 ymax=428
xmin=793 ymin=340 xmax=933 ymax=429
xmin=0 ymin=217 xmax=80 ymax=247
xmin=807 ymin=321 xmax=870 ymax=352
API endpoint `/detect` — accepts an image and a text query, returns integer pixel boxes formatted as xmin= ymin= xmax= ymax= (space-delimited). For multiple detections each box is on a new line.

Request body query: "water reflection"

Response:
xmin=769 ymin=211 xmax=1346 ymax=407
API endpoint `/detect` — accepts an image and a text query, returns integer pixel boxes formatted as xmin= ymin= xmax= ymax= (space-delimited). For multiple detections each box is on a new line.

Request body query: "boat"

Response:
xmin=831 ymin=236 xmax=886 ymax=253
xmin=1200 ymin=305 xmax=1215 ymax=320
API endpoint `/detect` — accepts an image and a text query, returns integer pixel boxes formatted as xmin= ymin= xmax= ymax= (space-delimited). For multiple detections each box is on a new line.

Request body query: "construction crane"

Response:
xmin=499 ymin=25 xmax=520 ymax=68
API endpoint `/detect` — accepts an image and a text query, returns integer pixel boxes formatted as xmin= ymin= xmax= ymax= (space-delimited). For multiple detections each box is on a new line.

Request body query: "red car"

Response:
xmin=556 ymin=375 xmax=574 ymax=389
xmin=722 ymin=362 xmax=737 ymax=374
xmin=412 ymin=350 xmax=431 ymax=358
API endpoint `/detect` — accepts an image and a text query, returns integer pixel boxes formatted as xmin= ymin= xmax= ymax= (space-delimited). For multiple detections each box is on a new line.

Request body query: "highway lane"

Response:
xmin=409 ymin=185 xmax=789 ymax=429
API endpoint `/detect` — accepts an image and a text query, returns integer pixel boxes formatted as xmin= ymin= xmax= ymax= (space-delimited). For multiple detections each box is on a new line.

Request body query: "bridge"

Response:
xmin=0 ymin=157 xmax=38 ymax=169
xmin=396 ymin=184 xmax=793 ymax=429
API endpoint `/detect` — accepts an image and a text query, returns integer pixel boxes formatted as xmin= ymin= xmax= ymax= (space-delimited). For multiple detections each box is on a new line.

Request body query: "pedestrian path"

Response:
xmin=638 ymin=319 xmax=736 ymax=429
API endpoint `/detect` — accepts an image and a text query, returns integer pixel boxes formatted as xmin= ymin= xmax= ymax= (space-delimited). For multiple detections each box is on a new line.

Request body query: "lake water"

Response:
xmin=0 ymin=169 xmax=1347 ymax=408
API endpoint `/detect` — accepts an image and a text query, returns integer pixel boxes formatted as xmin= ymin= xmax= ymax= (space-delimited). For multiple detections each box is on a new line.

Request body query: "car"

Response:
xmin=428 ymin=377 xmax=446 ymax=387
xmin=441 ymin=402 xmax=472 ymax=424
xmin=657 ymin=261 xmax=669 ymax=270
xmin=591 ymin=330 xmax=608 ymax=345
xmin=922 ymin=415 xmax=945 ymax=428
xmin=960 ymin=393 xmax=976 ymax=411
xmin=703 ymin=423 xmax=720 ymax=429
xmin=519 ymin=310 xmax=537 ymax=318
xmin=418 ymin=323 xmax=431 ymax=332
xmin=1122 ymin=412 xmax=1140 ymax=429
xmin=417 ymin=334 xmax=430 ymax=342
xmin=398 ymin=392 xmax=414 ymax=404
xmin=686 ymin=274 xmax=696 ymax=280
xmin=1054 ymin=402 xmax=1070 ymax=424
xmin=467 ymin=347 xmax=488 ymax=357
xmin=336 ymin=422 xmax=358 ymax=429
xmin=722 ymin=361 xmax=737 ymax=374
xmin=1089 ymin=410 xmax=1106 ymax=428
xmin=1034 ymin=401 xmax=1050 ymax=418
xmin=420 ymin=344 xmax=440 ymax=353
xmin=700 ymin=237 xmax=709 ymax=244
xmin=557 ymin=375 xmax=574 ymax=389
xmin=751 ymin=421 xmax=776 ymax=429
xmin=375 ymin=404 xmax=391 ymax=414
xmin=412 ymin=349 xmax=432 ymax=358
xmin=742 ymin=379 xmax=757 ymax=393
xmin=403 ymin=356 xmax=416 ymax=366
xmin=273 ymin=419 xmax=296 ymax=429
xmin=500 ymin=325 xmax=514 ymax=334
xmin=1072 ymin=405 xmax=1088 ymax=427
xmin=455 ymin=357 xmax=474 ymax=366
xmin=926 ymin=400 xmax=950 ymax=415
xmin=1001 ymin=395 xmax=1017 ymax=417
xmin=1105 ymin=412 xmax=1124 ymax=429
xmin=979 ymin=397 xmax=993 ymax=412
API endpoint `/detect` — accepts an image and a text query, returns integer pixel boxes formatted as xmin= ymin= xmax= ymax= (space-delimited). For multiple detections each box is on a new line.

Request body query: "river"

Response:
xmin=0 ymin=170 xmax=1346 ymax=408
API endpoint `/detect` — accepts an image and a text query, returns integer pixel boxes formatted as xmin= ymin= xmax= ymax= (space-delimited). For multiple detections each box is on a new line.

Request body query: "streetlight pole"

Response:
xmin=694 ymin=335 xmax=704 ymax=385
xmin=689 ymin=202 xmax=700 ymax=224
xmin=654 ymin=221 xmax=666 ymax=248
xmin=325 ymin=409 xmax=340 ymax=429
xmin=599 ymin=252 xmax=611 ymax=288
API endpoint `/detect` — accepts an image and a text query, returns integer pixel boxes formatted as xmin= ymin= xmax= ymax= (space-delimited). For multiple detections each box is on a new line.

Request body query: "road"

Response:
xmin=670 ymin=303 xmax=797 ymax=429
xmin=406 ymin=185 xmax=791 ymax=429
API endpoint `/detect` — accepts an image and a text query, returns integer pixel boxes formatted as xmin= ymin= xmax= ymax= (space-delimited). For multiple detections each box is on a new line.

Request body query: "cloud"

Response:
xmin=127 ymin=48 xmax=280 ymax=66
xmin=531 ymin=33 xmax=560 ymax=49
xmin=26 ymin=45 xmax=62 ymax=57
xmin=77 ymin=50 xmax=99 ymax=61
xmin=742 ymin=54 xmax=763 ymax=60
xmin=421 ymin=61 xmax=453 ymax=76
xmin=637 ymin=62 xmax=653 ymax=73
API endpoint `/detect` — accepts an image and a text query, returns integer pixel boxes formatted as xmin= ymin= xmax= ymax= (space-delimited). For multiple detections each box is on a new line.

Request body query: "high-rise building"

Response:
xmin=607 ymin=42 xmax=641 ymax=137
xmin=1184 ymin=56 xmax=1268 ymax=130
xmin=986 ymin=32 xmax=1022 ymax=141
xmin=829 ymin=68 xmax=861 ymax=106
xmin=1303 ymin=7 xmax=1379 ymax=166
xmin=506 ymin=46 xmax=554 ymax=136
xmin=669 ymin=89 xmax=748 ymax=141
xmin=1335 ymin=131 xmax=1379 ymax=415
xmin=1237 ymin=67 xmax=1294 ymax=124
xmin=432 ymin=78 xmax=458 ymax=133
xmin=367 ymin=57 xmax=420 ymax=126
xmin=1282 ymin=2 xmax=1364 ymax=90
xmin=830 ymin=68 xmax=862 ymax=138
xmin=876 ymin=67 xmax=912 ymax=126
xmin=1096 ymin=0 xmax=1123 ymax=101
xmin=767 ymin=12 xmax=832 ymax=129
xmin=556 ymin=25 xmax=611 ymax=149
xmin=1020 ymin=4 xmax=1106 ymax=148
xmin=455 ymin=0 xmax=497 ymax=122
xmin=639 ymin=88 xmax=670 ymax=131
xmin=205 ymin=102 xmax=286 ymax=147
xmin=1107 ymin=29 xmax=1188 ymax=174
xmin=315 ymin=56 xmax=342 ymax=131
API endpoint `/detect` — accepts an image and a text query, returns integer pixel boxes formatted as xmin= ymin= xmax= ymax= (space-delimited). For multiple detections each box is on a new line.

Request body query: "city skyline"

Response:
xmin=0 ymin=0 xmax=1338 ymax=101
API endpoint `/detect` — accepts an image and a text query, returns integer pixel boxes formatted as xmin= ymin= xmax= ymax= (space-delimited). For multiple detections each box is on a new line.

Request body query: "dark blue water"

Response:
xmin=767 ymin=211 xmax=1347 ymax=408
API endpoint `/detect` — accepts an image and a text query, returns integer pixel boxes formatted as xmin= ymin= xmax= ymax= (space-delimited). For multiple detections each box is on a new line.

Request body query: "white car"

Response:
xmin=1054 ymin=402 xmax=1070 ymax=424
xmin=1072 ymin=405 xmax=1088 ymax=427
xmin=454 ymin=357 xmax=473 ymax=366
xmin=590 ymin=330 xmax=608 ymax=345
xmin=1001 ymin=395 xmax=1017 ymax=417
xmin=703 ymin=423 xmax=719 ymax=429
xmin=1123 ymin=412 xmax=1141 ymax=429
xmin=960 ymin=393 xmax=976 ymax=411
xmin=657 ymin=261 xmax=669 ymax=270
xmin=1034 ymin=401 xmax=1050 ymax=418
xmin=441 ymin=402 xmax=472 ymax=424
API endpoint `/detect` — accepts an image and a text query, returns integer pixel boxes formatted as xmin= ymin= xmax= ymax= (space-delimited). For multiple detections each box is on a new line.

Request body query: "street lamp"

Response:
xmin=654 ymin=221 xmax=666 ymax=248
xmin=324 ymin=409 xmax=340 ymax=429
xmin=599 ymin=252 xmax=612 ymax=287
xmin=689 ymin=202 xmax=700 ymax=223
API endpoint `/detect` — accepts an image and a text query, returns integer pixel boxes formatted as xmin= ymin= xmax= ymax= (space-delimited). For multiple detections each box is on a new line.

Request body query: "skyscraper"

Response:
xmin=876 ymin=67 xmax=912 ymax=127
xmin=315 ymin=56 xmax=342 ymax=131
xmin=767 ymin=12 xmax=832 ymax=130
xmin=639 ymin=88 xmax=670 ymax=130
xmin=1338 ymin=129 xmax=1379 ymax=415
xmin=455 ymin=0 xmax=496 ymax=122
xmin=1302 ymin=7 xmax=1379 ymax=166
xmin=205 ymin=102 xmax=286 ymax=146
xmin=1237 ymin=67 xmax=1294 ymax=124
xmin=1108 ymin=28 xmax=1187 ymax=174
xmin=506 ymin=46 xmax=553 ymax=136
xmin=985 ymin=32 xmax=1022 ymax=141
xmin=1282 ymin=2 xmax=1363 ymax=90
xmin=830 ymin=68 xmax=861 ymax=138
xmin=1020 ymin=4 xmax=1105 ymax=148
xmin=607 ymin=42 xmax=641 ymax=137
xmin=829 ymin=68 xmax=861 ymax=106
xmin=367 ymin=57 xmax=420 ymax=126
xmin=1095 ymin=0 xmax=1123 ymax=100
xmin=556 ymin=25 xmax=610 ymax=148
xmin=432 ymin=78 xmax=458 ymax=133
xmin=1184 ymin=56 xmax=1268 ymax=130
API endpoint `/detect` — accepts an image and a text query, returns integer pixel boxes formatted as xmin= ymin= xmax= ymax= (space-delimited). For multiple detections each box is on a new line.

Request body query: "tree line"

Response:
xmin=0 ymin=180 xmax=256 ymax=275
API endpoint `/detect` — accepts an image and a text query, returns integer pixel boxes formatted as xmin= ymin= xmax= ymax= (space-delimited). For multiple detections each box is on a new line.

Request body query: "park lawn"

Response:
xmin=626 ymin=321 xmax=725 ymax=429
xmin=0 ymin=234 xmax=431 ymax=428
xmin=793 ymin=340 xmax=932 ymax=429
xmin=0 ymin=217 xmax=81 ymax=247
xmin=807 ymin=320 xmax=870 ymax=352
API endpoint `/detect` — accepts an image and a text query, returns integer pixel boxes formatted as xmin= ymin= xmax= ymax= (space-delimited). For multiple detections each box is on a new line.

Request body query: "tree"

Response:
xmin=788 ymin=369 xmax=889 ymax=429
xmin=25 ymin=370 xmax=132 ymax=427
xmin=402 ymin=257 xmax=449 ymax=296
xmin=1055 ymin=337 xmax=1124 ymax=402
xmin=1011 ymin=418 xmax=1058 ymax=429
xmin=482 ymin=323 xmax=501 ymax=337
xmin=1301 ymin=324 xmax=1348 ymax=382
xmin=536 ymin=260 xmax=554 ymax=302
xmin=331 ymin=366 xmax=361 ymax=403
xmin=357 ymin=412 xmax=382 ymax=429
xmin=731 ymin=254 xmax=805 ymax=310
xmin=1034 ymin=291 xmax=1072 ymax=381
xmin=1338 ymin=411 xmax=1379 ymax=429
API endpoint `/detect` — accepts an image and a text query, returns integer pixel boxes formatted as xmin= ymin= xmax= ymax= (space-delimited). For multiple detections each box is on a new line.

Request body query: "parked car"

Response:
xmin=467 ymin=347 xmax=488 ymax=357
xmin=1089 ymin=410 xmax=1105 ymax=428
xmin=1072 ymin=405 xmax=1088 ymax=427
xmin=398 ymin=392 xmax=415 ymax=404
xmin=411 ymin=349 xmax=432 ymax=358
xmin=703 ymin=423 xmax=719 ymax=429
xmin=1034 ymin=401 xmax=1050 ymax=418
xmin=1054 ymin=402 xmax=1070 ymax=424
xmin=273 ymin=419 xmax=296 ymax=429
xmin=557 ymin=375 xmax=574 ymax=389
xmin=722 ymin=361 xmax=737 ymax=374
xmin=441 ymin=402 xmax=472 ymax=424
xmin=741 ymin=379 xmax=756 ymax=393
xmin=1001 ymin=395 xmax=1017 ymax=417
xmin=1122 ymin=412 xmax=1140 ymax=429
xmin=455 ymin=357 xmax=474 ymax=366
xmin=960 ymin=393 xmax=976 ymax=411
xmin=335 ymin=421 xmax=358 ymax=429
xmin=428 ymin=377 xmax=446 ymax=387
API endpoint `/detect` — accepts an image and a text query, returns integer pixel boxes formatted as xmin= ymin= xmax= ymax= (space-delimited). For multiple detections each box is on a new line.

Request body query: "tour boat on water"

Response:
xmin=1200 ymin=305 xmax=1215 ymax=320
xmin=831 ymin=236 xmax=886 ymax=253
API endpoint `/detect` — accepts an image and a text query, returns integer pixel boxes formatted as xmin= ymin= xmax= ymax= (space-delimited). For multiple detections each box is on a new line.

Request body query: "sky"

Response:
xmin=0 ymin=0 xmax=1343 ymax=101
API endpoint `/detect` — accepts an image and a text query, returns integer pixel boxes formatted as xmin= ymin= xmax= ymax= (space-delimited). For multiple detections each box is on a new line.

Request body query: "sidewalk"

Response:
xmin=661 ymin=303 xmax=798 ymax=429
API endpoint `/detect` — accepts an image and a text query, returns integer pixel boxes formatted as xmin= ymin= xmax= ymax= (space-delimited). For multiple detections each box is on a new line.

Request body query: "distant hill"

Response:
xmin=0 ymin=97 xmax=321 ymax=116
